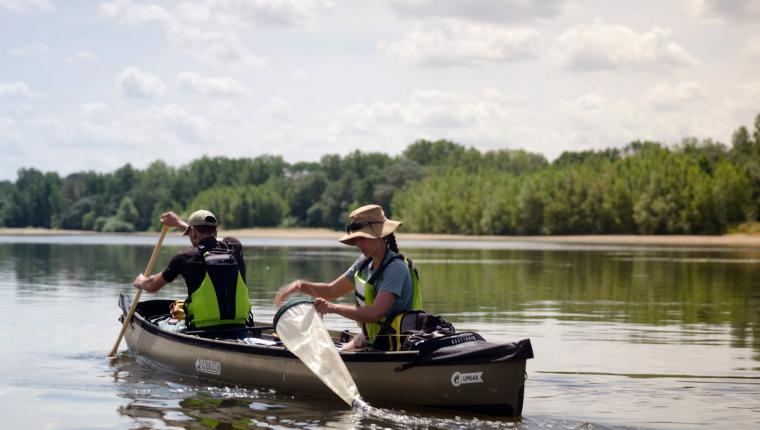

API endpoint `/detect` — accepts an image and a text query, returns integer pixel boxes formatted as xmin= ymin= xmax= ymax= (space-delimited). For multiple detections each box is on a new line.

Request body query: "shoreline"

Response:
xmin=2 ymin=227 xmax=760 ymax=248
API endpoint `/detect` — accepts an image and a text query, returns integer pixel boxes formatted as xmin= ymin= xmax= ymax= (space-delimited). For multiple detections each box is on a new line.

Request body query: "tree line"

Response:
xmin=1 ymin=113 xmax=759 ymax=235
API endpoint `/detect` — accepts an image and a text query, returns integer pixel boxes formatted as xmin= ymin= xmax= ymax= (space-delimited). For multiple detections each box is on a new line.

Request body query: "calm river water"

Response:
xmin=0 ymin=235 xmax=758 ymax=429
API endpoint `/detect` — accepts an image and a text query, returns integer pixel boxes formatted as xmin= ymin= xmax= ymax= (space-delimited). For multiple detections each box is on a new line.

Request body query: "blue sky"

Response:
xmin=1 ymin=0 xmax=758 ymax=181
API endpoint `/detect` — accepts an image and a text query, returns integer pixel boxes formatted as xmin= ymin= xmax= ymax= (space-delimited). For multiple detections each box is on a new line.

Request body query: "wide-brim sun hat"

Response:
xmin=338 ymin=204 xmax=401 ymax=246
xmin=183 ymin=209 xmax=218 ymax=235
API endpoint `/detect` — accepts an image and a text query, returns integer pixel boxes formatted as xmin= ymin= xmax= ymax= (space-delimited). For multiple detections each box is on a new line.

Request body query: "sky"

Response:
xmin=0 ymin=0 xmax=759 ymax=181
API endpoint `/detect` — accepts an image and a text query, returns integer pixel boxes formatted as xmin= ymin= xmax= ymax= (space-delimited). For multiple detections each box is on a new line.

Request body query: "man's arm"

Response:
xmin=133 ymin=272 xmax=168 ymax=293
xmin=160 ymin=211 xmax=188 ymax=232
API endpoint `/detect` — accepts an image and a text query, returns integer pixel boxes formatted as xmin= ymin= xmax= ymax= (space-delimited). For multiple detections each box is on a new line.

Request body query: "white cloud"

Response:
xmin=79 ymin=102 xmax=111 ymax=123
xmin=0 ymin=117 xmax=18 ymax=139
xmin=743 ymin=36 xmax=760 ymax=60
xmin=261 ymin=97 xmax=293 ymax=119
xmin=198 ymin=0 xmax=336 ymax=27
xmin=166 ymin=25 xmax=269 ymax=70
xmin=141 ymin=104 xmax=211 ymax=145
xmin=643 ymin=82 xmax=708 ymax=110
xmin=0 ymin=0 xmax=52 ymax=13
xmin=99 ymin=0 xmax=334 ymax=70
xmin=8 ymin=42 xmax=48 ymax=58
xmin=557 ymin=94 xmax=644 ymax=148
xmin=327 ymin=88 xmax=666 ymax=159
xmin=1 ymin=1 xmax=755 ymax=181
xmin=33 ymin=104 xmax=215 ymax=172
xmin=65 ymin=50 xmax=100 ymax=64
xmin=380 ymin=19 xmax=542 ymax=66
xmin=0 ymin=81 xmax=37 ymax=98
xmin=4 ymin=107 xmax=203 ymax=176
xmin=176 ymin=72 xmax=250 ymax=96
xmin=687 ymin=0 xmax=760 ymax=22
xmin=329 ymin=88 xmax=531 ymax=153
xmin=390 ymin=0 xmax=566 ymax=23
xmin=559 ymin=94 xmax=614 ymax=130
xmin=552 ymin=94 xmax=734 ymax=155
xmin=209 ymin=102 xmax=242 ymax=120
xmin=740 ymin=81 xmax=760 ymax=101
xmin=115 ymin=67 xmax=166 ymax=98
xmin=292 ymin=69 xmax=311 ymax=82
xmin=99 ymin=0 xmax=263 ymax=69
xmin=98 ymin=0 xmax=170 ymax=25
xmin=554 ymin=21 xmax=697 ymax=71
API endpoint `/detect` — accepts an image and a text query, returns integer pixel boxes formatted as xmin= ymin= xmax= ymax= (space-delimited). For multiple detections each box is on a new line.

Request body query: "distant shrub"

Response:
xmin=101 ymin=217 xmax=135 ymax=232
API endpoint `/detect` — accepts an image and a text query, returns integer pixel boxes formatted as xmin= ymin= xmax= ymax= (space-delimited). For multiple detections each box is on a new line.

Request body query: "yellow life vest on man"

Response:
xmin=185 ymin=243 xmax=251 ymax=328
xmin=354 ymin=253 xmax=422 ymax=345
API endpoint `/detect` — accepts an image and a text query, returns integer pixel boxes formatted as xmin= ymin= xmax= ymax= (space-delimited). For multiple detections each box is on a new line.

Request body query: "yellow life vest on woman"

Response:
xmin=354 ymin=254 xmax=422 ymax=344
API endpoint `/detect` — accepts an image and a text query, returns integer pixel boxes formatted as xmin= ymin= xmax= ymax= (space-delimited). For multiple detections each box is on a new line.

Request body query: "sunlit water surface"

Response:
xmin=0 ymin=235 xmax=758 ymax=429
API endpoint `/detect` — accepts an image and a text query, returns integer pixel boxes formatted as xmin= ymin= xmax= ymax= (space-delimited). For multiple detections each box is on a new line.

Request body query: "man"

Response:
xmin=133 ymin=209 xmax=251 ymax=329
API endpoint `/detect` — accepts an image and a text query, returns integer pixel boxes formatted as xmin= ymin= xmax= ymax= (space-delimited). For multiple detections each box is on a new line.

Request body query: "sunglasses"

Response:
xmin=345 ymin=221 xmax=381 ymax=234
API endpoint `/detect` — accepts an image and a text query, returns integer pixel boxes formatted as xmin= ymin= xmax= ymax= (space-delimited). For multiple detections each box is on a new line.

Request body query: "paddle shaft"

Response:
xmin=107 ymin=224 xmax=170 ymax=358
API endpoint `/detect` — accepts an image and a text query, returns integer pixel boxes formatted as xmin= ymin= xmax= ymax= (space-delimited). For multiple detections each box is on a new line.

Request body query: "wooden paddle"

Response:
xmin=107 ymin=224 xmax=170 ymax=358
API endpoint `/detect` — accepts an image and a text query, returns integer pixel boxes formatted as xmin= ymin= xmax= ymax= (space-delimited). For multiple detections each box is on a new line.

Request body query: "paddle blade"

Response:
xmin=274 ymin=301 xmax=360 ymax=407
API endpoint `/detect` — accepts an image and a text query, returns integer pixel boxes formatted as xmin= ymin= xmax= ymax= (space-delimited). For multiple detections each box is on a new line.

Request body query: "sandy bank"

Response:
xmin=2 ymin=227 xmax=760 ymax=248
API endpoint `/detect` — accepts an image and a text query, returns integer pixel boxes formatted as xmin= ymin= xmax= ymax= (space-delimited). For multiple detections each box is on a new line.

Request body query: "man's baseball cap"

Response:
xmin=183 ymin=209 xmax=218 ymax=235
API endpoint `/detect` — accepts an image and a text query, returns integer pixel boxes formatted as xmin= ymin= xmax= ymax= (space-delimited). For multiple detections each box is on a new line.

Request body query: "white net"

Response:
xmin=274 ymin=302 xmax=360 ymax=407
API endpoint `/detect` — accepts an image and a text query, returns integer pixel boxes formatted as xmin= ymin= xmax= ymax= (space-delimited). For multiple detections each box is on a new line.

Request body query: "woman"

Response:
xmin=274 ymin=204 xmax=421 ymax=351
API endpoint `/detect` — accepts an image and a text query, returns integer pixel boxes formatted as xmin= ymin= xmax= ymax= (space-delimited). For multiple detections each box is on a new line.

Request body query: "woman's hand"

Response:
xmin=314 ymin=297 xmax=334 ymax=315
xmin=274 ymin=280 xmax=302 ymax=306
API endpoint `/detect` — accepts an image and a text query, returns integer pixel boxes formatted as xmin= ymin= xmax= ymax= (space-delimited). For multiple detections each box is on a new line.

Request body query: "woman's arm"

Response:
xmin=314 ymin=291 xmax=396 ymax=323
xmin=274 ymin=274 xmax=354 ymax=306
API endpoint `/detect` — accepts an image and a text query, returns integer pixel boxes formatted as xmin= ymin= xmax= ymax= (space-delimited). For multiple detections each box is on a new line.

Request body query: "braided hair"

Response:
xmin=385 ymin=233 xmax=400 ymax=253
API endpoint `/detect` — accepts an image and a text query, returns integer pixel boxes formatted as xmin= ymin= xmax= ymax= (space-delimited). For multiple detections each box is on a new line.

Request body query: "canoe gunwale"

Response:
xmin=123 ymin=297 xmax=423 ymax=363
xmin=121 ymin=295 xmax=533 ymax=366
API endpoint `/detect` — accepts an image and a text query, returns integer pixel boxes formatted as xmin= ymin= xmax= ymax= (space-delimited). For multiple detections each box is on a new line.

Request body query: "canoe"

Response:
xmin=117 ymin=294 xmax=534 ymax=416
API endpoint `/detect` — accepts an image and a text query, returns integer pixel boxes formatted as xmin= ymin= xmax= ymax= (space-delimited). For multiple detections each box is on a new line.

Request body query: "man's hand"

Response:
xmin=160 ymin=211 xmax=187 ymax=230
xmin=133 ymin=273 xmax=166 ymax=293
xmin=133 ymin=273 xmax=150 ymax=290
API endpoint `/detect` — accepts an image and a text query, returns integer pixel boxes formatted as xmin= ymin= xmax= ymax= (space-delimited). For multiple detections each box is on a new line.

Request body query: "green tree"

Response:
xmin=482 ymin=149 xmax=548 ymax=175
xmin=402 ymin=139 xmax=465 ymax=167
xmin=116 ymin=196 xmax=139 ymax=225
xmin=515 ymin=176 xmax=545 ymax=234
xmin=0 ymin=180 xmax=18 ymax=227
xmin=130 ymin=160 xmax=176 ymax=230
xmin=59 ymin=197 xmax=99 ymax=230
xmin=187 ymin=184 xmax=288 ymax=229
xmin=2 ymin=112 xmax=759 ymax=235
xmin=288 ymin=171 xmax=328 ymax=226
xmin=9 ymin=169 xmax=63 ymax=228
xmin=373 ymin=159 xmax=423 ymax=216
xmin=105 ymin=164 xmax=137 ymax=208
xmin=101 ymin=217 xmax=135 ymax=232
